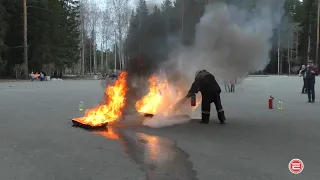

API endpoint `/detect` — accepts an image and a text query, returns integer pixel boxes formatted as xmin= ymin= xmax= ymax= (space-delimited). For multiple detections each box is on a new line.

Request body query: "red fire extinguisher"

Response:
xmin=268 ymin=95 xmax=274 ymax=109
xmin=191 ymin=94 xmax=196 ymax=106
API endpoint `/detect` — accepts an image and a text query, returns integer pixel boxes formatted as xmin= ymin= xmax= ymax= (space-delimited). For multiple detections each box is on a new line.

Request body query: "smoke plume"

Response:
xmin=125 ymin=0 xmax=286 ymax=128
xmin=143 ymin=0 xmax=286 ymax=128
xmin=142 ymin=105 xmax=202 ymax=128
xmin=168 ymin=0 xmax=286 ymax=83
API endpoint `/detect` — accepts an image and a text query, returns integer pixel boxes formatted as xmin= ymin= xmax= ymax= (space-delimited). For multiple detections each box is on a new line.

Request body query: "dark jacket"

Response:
xmin=303 ymin=66 xmax=318 ymax=84
xmin=187 ymin=70 xmax=221 ymax=97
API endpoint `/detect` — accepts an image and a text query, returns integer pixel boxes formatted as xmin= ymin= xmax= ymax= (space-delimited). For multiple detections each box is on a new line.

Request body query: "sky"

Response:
xmin=92 ymin=0 xmax=163 ymax=49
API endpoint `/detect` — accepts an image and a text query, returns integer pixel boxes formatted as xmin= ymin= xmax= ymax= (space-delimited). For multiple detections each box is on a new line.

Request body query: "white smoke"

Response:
xmin=137 ymin=0 xmax=286 ymax=128
xmin=144 ymin=0 xmax=286 ymax=128
xmin=169 ymin=0 xmax=285 ymax=83
xmin=142 ymin=104 xmax=202 ymax=128
xmin=143 ymin=115 xmax=191 ymax=128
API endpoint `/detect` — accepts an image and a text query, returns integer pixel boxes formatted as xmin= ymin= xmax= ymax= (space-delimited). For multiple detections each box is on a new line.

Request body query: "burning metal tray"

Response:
xmin=143 ymin=114 xmax=190 ymax=118
xmin=143 ymin=113 xmax=154 ymax=117
xmin=72 ymin=119 xmax=108 ymax=130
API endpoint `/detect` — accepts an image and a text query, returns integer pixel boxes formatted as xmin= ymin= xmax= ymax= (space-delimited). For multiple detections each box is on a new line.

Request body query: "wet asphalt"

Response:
xmin=0 ymin=76 xmax=319 ymax=180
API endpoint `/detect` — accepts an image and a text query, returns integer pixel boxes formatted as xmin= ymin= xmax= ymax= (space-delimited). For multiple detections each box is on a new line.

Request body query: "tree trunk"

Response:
xmin=93 ymin=40 xmax=97 ymax=74
xmin=114 ymin=43 xmax=117 ymax=71
xmin=118 ymin=25 xmax=123 ymax=70
xmin=302 ymin=0 xmax=314 ymax=64
xmin=101 ymin=43 xmax=103 ymax=73
xmin=59 ymin=69 xmax=63 ymax=78
xmin=81 ymin=25 xmax=85 ymax=75
xmin=23 ymin=0 xmax=29 ymax=79
xmin=277 ymin=26 xmax=281 ymax=75
xmin=290 ymin=39 xmax=293 ymax=75
xmin=287 ymin=39 xmax=291 ymax=75
xmin=296 ymin=29 xmax=299 ymax=63
xmin=89 ymin=40 xmax=92 ymax=74
xmin=80 ymin=1 xmax=85 ymax=75
xmin=105 ymin=41 xmax=108 ymax=70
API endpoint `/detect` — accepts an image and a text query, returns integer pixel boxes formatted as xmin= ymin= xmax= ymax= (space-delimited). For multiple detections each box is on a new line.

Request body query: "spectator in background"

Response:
xmin=112 ymin=72 xmax=117 ymax=80
xmin=299 ymin=65 xmax=307 ymax=94
xmin=30 ymin=71 xmax=37 ymax=81
xmin=35 ymin=72 xmax=40 ymax=79
xmin=230 ymin=78 xmax=236 ymax=92
xmin=39 ymin=72 xmax=45 ymax=81
xmin=301 ymin=60 xmax=318 ymax=103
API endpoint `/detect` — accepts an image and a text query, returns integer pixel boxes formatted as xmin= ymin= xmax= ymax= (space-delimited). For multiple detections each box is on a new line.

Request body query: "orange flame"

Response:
xmin=72 ymin=72 xmax=128 ymax=126
xmin=93 ymin=128 xmax=120 ymax=140
xmin=135 ymin=75 xmax=191 ymax=116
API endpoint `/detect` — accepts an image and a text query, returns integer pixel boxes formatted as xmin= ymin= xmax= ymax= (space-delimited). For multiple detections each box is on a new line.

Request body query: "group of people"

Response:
xmin=299 ymin=60 xmax=318 ymax=103
xmin=30 ymin=72 xmax=46 ymax=81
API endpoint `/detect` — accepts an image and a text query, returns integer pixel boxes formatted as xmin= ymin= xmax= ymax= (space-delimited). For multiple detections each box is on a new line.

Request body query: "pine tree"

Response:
xmin=63 ymin=0 xmax=81 ymax=68
xmin=136 ymin=0 xmax=148 ymax=22
xmin=0 ymin=1 xmax=8 ymax=75
xmin=0 ymin=2 xmax=7 ymax=52
xmin=161 ymin=0 xmax=173 ymax=33
xmin=126 ymin=10 xmax=139 ymax=56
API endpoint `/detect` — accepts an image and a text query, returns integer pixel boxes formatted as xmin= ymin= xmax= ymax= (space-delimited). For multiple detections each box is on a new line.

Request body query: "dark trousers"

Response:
xmin=306 ymin=80 xmax=315 ymax=101
xmin=201 ymin=93 xmax=223 ymax=121
xmin=302 ymin=78 xmax=307 ymax=93
xmin=230 ymin=84 xmax=235 ymax=92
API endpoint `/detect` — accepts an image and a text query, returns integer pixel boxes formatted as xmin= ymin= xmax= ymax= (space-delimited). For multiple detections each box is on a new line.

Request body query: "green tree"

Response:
xmin=0 ymin=0 xmax=81 ymax=78
xmin=125 ymin=0 xmax=148 ymax=57
xmin=0 ymin=1 xmax=8 ymax=53
xmin=125 ymin=10 xmax=139 ymax=56
xmin=0 ymin=0 xmax=9 ymax=76
xmin=301 ymin=0 xmax=314 ymax=64
xmin=161 ymin=0 xmax=173 ymax=33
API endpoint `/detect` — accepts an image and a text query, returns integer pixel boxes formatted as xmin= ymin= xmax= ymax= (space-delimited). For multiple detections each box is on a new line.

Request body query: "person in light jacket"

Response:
xmin=299 ymin=65 xmax=307 ymax=94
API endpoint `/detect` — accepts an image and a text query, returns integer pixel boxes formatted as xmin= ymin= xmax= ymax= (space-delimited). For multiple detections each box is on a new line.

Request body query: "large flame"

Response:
xmin=135 ymin=75 xmax=183 ymax=115
xmin=72 ymin=72 xmax=128 ymax=126
xmin=135 ymin=75 xmax=201 ymax=116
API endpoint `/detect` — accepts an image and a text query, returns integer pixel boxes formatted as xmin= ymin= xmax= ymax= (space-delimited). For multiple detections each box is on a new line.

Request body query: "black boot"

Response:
xmin=200 ymin=114 xmax=210 ymax=124
xmin=218 ymin=111 xmax=226 ymax=124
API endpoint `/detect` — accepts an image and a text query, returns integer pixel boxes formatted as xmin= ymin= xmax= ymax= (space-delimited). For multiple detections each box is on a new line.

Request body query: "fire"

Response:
xmin=93 ymin=128 xmax=120 ymax=140
xmin=135 ymin=75 xmax=188 ymax=116
xmin=72 ymin=72 xmax=128 ymax=126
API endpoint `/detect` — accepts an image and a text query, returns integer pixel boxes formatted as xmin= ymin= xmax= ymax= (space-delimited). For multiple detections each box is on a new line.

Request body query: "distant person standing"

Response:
xmin=299 ymin=65 xmax=307 ymax=94
xmin=230 ymin=78 xmax=236 ymax=92
xmin=39 ymin=72 xmax=45 ymax=81
xmin=302 ymin=60 xmax=318 ymax=103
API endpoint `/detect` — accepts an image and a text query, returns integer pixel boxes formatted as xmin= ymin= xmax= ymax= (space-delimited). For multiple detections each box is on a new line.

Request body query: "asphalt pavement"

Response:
xmin=0 ymin=76 xmax=319 ymax=180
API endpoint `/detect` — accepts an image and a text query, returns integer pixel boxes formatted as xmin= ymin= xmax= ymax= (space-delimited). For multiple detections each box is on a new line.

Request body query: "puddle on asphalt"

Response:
xmin=93 ymin=127 xmax=198 ymax=180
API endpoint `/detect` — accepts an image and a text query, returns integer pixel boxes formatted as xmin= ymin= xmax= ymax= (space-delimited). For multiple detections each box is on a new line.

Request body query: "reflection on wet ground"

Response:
xmin=93 ymin=127 xmax=198 ymax=180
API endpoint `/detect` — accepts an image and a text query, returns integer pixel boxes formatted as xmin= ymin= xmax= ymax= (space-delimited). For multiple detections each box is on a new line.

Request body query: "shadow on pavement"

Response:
xmin=92 ymin=127 xmax=199 ymax=180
